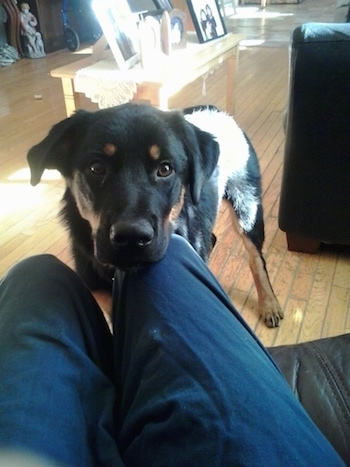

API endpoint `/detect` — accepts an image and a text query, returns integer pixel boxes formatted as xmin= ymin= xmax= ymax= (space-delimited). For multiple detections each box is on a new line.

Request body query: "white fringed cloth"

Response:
xmin=74 ymin=59 xmax=138 ymax=109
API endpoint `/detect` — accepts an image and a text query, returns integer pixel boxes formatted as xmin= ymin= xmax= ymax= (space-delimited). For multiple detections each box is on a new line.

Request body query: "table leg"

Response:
xmin=150 ymin=87 xmax=170 ymax=111
xmin=225 ymin=47 xmax=239 ymax=116
xmin=61 ymin=77 xmax=81 ymax=117
xmin=135 ymin=84 xmax=170 ymax=111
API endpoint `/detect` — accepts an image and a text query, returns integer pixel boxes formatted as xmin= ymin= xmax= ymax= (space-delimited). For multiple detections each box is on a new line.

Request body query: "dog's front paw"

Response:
xmin=260 ymin=300 xmax=284 ymax=328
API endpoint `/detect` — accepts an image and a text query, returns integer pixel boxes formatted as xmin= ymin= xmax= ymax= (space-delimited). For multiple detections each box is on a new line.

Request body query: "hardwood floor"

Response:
xmin=1 ymin=0 xmax=349 ymax=346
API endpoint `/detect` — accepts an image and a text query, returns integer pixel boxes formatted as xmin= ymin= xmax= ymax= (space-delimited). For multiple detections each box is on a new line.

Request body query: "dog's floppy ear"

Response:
xmin=27 ymin=110 xmax=91 ymax=186
xmin=166 ymin=111 xmax=220 ymax=204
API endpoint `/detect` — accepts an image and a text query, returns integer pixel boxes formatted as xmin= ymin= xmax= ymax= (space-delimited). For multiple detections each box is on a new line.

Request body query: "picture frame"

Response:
xmin=139 ymin=14 xmax=162 ymax=67
xmin=186 ymin=0 xmax=227 ymax=44
xmin=92 ymin=0 xmax=140 ymax=71
xmin=169 ymin=9 xmax=186 ymax=49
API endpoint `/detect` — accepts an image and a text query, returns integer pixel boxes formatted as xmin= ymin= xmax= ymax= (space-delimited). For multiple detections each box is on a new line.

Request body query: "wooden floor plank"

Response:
xmin=299 ymin=251 xmax=337 ymax=342
xmin=334 ymin=248 xmax=350 ymax=288
xmin=274 ymin=297 xmax=306 ymax=346
xmin=322 ymin=286 xmax=350 ymax=338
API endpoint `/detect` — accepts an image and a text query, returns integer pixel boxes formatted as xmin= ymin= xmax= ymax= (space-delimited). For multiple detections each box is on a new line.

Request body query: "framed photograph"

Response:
xmin=92 ymin=0 xmax=140 ymax=71
xmin=169 ymin=9 xmax=186 ymax=49
xmin=186 ymin=0 xmax=226 ymax=44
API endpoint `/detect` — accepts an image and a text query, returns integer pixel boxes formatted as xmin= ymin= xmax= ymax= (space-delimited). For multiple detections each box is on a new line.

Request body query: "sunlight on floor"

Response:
xmin=240 ymin=39 xmax=266 ymax=46
xmin=293 ymin=307 xmax=304 ymax=325
xmin=229 ymin=6 xmax=294 ymax=19
xmin=0 ymin=182 xmax=47 ymax=217
xmin=0 ymin=168 xmax=61 ymax=218
xmin=7 ymin=167 xmax=61 ymax=182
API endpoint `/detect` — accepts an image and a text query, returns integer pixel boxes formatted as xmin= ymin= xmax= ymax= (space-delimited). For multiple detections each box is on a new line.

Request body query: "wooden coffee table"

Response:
xmin=50 ymin=32 xmax=244 ymax=117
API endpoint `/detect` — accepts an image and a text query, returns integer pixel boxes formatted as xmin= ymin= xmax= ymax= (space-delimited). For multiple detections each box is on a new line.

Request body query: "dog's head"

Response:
xmin=27 ymin=103 xmax=219 ymax=269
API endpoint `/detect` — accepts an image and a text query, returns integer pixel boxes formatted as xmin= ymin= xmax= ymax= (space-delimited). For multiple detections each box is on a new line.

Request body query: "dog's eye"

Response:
xmin=157 ymin=162 xmax=173 ymax=178
xmin=89 ymin=161 xmax=106 ymax=176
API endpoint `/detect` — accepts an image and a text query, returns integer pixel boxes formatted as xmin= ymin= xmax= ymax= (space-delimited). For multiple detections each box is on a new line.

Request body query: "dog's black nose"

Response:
xmin=110 ymin=221 xmax=154 ymax=248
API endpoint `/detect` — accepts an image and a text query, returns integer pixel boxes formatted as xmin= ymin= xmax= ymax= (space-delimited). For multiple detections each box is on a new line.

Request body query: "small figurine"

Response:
xmin=19 ymin=3 xmax=46 ymax=58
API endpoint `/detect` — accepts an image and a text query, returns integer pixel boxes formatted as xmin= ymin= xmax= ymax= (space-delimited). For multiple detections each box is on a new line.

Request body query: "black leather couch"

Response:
xmin=268 ymin=334 xmax=350 ymax=465
xmin=279 ymin=23 xmax=350 ymax=253
xmin=277 ymin=23 xmax=350 ymax=462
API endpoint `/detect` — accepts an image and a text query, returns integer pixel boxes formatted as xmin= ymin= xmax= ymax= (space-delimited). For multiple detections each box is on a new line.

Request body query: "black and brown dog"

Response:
xmin=27 ymin=103 xmax=283 ymax=327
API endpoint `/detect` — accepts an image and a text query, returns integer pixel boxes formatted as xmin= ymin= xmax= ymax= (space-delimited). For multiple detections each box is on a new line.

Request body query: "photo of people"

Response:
xmin=188 ymin=0 xmax=226 ymax=43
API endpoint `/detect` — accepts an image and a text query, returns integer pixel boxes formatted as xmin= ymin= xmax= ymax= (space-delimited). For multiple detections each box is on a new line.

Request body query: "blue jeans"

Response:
xmin=0 ymin=235 xmax=344 ymax=466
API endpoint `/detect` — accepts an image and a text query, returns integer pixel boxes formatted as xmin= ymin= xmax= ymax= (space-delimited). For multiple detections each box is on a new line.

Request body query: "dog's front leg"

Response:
xmin=240 ymin=234 xmax=284 ymax=327
xmin=225 ymin=201 xmax=284 ymax=327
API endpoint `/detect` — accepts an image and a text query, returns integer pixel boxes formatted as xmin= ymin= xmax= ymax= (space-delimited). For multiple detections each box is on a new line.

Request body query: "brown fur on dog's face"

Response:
xmin=27 ymin=103 xmax=219 ymax=271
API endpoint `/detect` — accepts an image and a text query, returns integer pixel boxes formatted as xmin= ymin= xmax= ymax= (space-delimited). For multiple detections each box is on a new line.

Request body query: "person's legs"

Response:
xmin=112 ymin=235 xmax=343 ymax=466
xmin=0 ymin=255 xmax=123 ymax=467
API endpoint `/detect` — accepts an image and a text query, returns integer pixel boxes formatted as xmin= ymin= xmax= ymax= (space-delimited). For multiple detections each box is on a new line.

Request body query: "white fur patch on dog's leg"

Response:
xmin=225 ymin=201 xmax=284 ymax=327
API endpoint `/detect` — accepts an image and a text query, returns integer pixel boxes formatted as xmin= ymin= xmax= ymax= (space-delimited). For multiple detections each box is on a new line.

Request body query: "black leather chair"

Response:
xmin=269 ymin=334 xmax=350 ymax=464
xmin=279 ymin=23 xmax=350 ymax=253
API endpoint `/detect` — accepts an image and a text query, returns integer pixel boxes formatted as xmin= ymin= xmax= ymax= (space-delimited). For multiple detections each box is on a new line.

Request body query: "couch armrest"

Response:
xmin=292 ymin=21 xmax=350 ymax=41
xmin=279 ymin=23 xmax=350 ymax=247
xmin=269 ymin=334 xmax=350 ymax=464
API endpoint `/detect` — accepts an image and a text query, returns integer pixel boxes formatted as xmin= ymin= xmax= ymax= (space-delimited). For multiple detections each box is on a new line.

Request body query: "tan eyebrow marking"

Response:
xmin=149 ymin=144 xmax=161 ymax=160
xmin=103 ymin=143 xmax=117 ymax=157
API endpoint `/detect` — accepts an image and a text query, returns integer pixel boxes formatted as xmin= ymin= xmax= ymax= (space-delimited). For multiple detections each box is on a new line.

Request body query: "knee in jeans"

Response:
xmin=1 ymin=255 xmax=73 ymax=289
